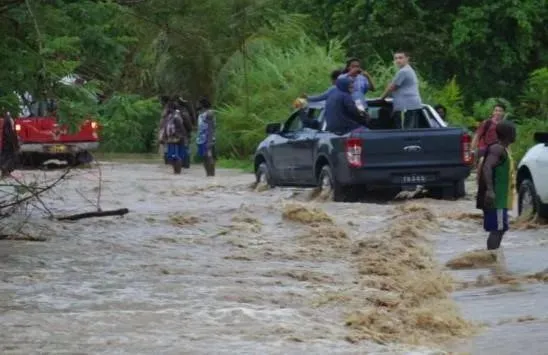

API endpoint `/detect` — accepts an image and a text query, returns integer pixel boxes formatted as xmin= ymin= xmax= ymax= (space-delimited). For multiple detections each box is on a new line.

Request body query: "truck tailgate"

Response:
xmin=354 ymin=128 xmax=465 ymax=168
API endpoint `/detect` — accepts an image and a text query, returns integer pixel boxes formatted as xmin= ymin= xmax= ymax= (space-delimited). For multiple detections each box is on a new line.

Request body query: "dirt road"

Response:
xmin=1 ymin=162 xmax=547 ymax=354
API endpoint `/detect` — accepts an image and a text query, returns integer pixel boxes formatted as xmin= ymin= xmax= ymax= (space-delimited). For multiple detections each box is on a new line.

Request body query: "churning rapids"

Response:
xmin=1 ymin=161 xmax=547 ymax=354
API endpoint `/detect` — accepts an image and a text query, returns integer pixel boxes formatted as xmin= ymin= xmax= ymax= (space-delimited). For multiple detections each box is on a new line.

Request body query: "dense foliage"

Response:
xmin=0 ymin=0 xmax=547 ymax=160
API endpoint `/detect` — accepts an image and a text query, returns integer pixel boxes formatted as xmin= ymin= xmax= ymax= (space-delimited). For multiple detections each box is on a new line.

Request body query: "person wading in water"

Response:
xmin=162 ymin=101 xmax=188 ymax=174
xmin=158 ymin=96 xmax=171 ymax=164
xmin=196 ymin=97 xmax=216 ymax=177
xmin=176 ymin=98 xmax=194 ymax=169
xmin=471 ymin=103 xmax=507 ymax=168
xmin=1 ymin=111 xmax=20 ymax=178
xmin=476 ymin=120 xmax=516 ymax=250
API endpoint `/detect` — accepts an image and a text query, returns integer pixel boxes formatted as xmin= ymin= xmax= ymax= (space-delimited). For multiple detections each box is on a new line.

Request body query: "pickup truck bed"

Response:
xmin=254 ymin=99 xmax=473 ymax=202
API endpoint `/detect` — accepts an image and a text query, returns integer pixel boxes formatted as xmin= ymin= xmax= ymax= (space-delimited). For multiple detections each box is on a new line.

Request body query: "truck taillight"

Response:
xmin=345 ymin=137 xmax=363 ymax=167
xmin=91 ymin=121 xmax=98 ymax=129
xmin=15 ymin=124 xmax=21 ymax=132
xmin=461 ymin=133 xmax=472 ymax=165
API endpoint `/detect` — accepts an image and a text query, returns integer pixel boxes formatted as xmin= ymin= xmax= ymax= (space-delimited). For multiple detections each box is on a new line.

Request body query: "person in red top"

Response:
xmin=472 ymin=103 xmax=507 ymax=162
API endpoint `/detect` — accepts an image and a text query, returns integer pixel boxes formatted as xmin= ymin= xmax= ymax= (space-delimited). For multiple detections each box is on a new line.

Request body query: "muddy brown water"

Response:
xmin=0 ymin=163 xmax=546 ymax=354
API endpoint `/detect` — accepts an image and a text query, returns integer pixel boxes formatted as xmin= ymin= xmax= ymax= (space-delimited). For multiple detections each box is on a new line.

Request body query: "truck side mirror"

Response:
xmin=266 ymin=123 xmax=281 ymax=135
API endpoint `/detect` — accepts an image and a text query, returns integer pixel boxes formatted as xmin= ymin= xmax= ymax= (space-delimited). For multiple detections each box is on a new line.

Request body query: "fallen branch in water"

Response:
xmin=57 ymin=208 xmax=129 ymax=221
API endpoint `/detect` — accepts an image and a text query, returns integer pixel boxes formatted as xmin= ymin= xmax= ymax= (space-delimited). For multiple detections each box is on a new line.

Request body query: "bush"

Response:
xmin=423 ymin=76 xmax=475 ymax=128
xmin=513 ymin=118 xmax=548 ymax=163
xmin=519 ymin=67 xmax=548 ymax=122
xmin=215 ymin=35 xmax=345 ymax=159
xmin=512 ymin=67 xmax=548 ymax=162
xmin=97 ymin=94 xmax=161 ymax=153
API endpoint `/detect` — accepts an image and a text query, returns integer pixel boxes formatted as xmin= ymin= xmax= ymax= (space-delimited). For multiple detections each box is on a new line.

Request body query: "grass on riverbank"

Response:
xmin=94 ymin=152 xmax=253 ymax=173
xmin=216 ymin=158 xmax=253 ymax=173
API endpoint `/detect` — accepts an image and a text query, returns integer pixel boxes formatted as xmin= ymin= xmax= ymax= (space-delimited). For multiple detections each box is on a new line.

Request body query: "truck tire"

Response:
xmin=430 ymin=180 xmax=465 ymax=201
xmin=318 ymin=165 xmax=355 ymax=202
xmin=454 ymin=179 xmax=466 ymax=199
xmin=255 ymin=162 xmax=274 ymax=187
xmin=518 ymin=179 xmax=548 ymax=219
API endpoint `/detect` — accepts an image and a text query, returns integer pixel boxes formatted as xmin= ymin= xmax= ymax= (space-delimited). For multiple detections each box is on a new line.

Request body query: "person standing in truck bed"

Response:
xmin=380 ymin=50 xmax=423 ymax=129
xmin=338 ymin=57 xmax=376 ymax=112
xmin=301 ymin=69 xmax=343 ymax=103
xmin=476 ymin=120 xmax=516 ymax=250
xmin=324 ymin=76 xmax=370 ymax=134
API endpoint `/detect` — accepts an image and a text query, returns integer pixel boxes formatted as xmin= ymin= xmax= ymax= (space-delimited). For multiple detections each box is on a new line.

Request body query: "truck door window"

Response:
xmin=283 ymin=113 xmax=303 ymax=133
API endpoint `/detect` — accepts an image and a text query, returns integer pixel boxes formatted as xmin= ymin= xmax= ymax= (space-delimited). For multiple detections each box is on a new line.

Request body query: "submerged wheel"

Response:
xmin=318 ymin=165 xmax=356 ymax=202
xmin=430 ymin=179 xmax=466 ymax=200
xmin=454 ymin=179 xmax=466 ymax=199
xmin=255 ymin=162 xmax=274 ymax=187
xmin=518 ymin=179 xmax=546 ymax=218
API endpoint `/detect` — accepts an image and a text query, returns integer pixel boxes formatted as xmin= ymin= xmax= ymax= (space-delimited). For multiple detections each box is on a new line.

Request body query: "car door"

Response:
xmin=267 ymin=130 xmax=290 ymax=183
xmin=291 ymin=108 xmax=322 ymax=184
xmin=535 ymin=143 xmax=548 ymax=202
xmin=270 ymin=112 xmax=303 ymax=184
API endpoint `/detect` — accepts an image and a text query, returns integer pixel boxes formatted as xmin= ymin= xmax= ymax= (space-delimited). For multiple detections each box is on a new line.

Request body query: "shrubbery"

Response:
xmin=97 ymin=94 xmax=161 ymax=153
xmin=93 ymin=33 xmax=547 ymax=166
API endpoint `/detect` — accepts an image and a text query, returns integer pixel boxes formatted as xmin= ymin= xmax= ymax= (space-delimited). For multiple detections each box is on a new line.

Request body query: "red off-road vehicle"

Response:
xmin=14 ymin=113 xmax=99 ymax=166
xmin=10 ymin=75 xmax=101 ymax=166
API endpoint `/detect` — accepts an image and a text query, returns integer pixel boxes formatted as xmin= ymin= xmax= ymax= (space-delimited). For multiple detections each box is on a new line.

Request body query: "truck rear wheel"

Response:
xmin=318 ymin=165 xmax=355 ymax=202
xmin=429 ymin=179 xmax=466 ymax=200
xmin=454 ymin=179 xmax=466 ymax=199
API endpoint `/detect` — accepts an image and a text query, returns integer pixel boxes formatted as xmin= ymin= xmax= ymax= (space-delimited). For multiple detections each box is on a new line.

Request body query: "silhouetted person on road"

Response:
xmin=1 ymin=111 xmax=19 ymax=178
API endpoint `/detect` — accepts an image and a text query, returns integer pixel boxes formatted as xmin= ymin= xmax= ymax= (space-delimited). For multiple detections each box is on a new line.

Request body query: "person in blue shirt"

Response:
xmin=325 ymin=76 xmax=371 ymax=134
xmin=338 ymin=58 xmax=376 ymax=110
xmin=302 ymin=69 xmax=343 ymax=102
xmin=196 ymin=97 xmax=216 ymax=177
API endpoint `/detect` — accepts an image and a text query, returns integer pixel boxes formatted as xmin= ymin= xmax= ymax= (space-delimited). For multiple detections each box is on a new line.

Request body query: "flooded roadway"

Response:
xmin=0 ymin=162 xmax=547 ymax=354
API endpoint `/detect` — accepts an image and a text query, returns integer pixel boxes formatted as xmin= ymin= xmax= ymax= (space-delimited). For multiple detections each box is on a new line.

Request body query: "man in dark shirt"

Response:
xmin=324 ymin=76 xmax=370 ymax=134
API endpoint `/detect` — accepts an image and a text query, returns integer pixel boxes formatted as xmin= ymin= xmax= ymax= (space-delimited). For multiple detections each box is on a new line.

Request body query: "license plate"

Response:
xmin=47 ymin=145 xmax=67 ymax=153
xmin=401 ymin=174 xmax=427 ymax=184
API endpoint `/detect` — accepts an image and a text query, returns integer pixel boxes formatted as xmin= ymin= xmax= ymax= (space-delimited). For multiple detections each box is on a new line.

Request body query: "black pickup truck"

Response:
xmin=253 ymin=98 xmax=473 ymax=202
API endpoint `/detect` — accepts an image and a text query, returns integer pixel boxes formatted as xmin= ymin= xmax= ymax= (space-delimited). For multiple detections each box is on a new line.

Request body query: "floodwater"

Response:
xmin=0 ymin=162 xmax=546 ymax=354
